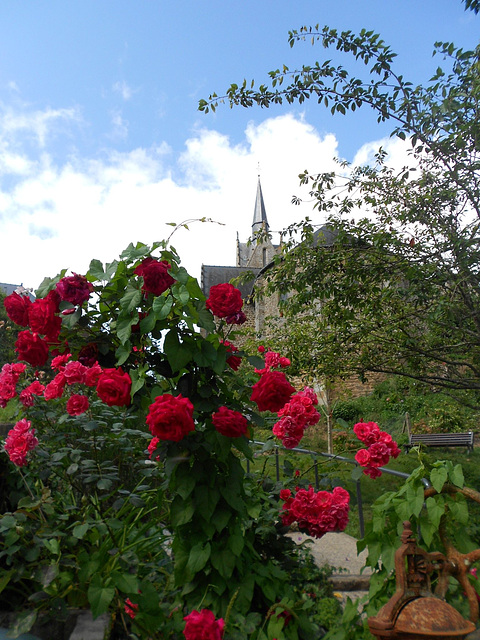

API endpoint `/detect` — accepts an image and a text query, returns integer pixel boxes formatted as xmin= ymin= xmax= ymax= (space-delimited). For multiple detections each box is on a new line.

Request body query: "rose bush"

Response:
xmin=0 ymin=240 xmax=371 ymax=640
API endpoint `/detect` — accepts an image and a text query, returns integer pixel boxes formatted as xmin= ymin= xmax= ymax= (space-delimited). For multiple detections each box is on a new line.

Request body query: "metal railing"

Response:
xmin=246 ymin=440 xmax=431 ymax=538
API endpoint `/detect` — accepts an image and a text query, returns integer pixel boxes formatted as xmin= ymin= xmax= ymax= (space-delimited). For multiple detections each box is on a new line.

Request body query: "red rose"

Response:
xmin=221 ymin=340 xmax=241 ymax=371
xmin=96 ymin=367 xmax=132 ymax=406
xmin=51 ymin=353 xmax=71 ymax=370
xmin=183 ymin=609 xmax=224 ymax=640
xmin=353 ymin=421 xmax=380 ymax=446
xmin=19 ymin=380 xmax=45 ymax=407
xmin=206 ymin=283 xmax=243 ymax=319
xmin=212 ymin=406 xmax=248 ymax=438
xmin=147 ymin=436 xmax=161 ymax=460
xmin=15 ymin=330 xmax=49 ymax=367
xmin=28 ymin=292 xmax=62 ymax=340
xmin=44 ymin=373 xmax=66 ymax=400
xmin=124 ymin=598 xmax=138 ymax=620
xmin=134 ymin=257 xmax=175 ymax=296
xmin=63 ymin=360 xmax=88 ymax=385
xmin=56 ymin=273 xmax=93 ymax=305
xmin=4 ymin=291 xmax=32 ymax=326
xmin=66 ymin=394 xmax=90 ymax=416
xmin=84 ymin=363 xmax=103 ymax=387
xmin=354 ymin=448 xmax=371 ymax=467
xmin=250 ymin=370 xmax=295 ymax=413
xmin=5 ymin=419 xmax=38 ymax=467
xmin=146 ymin=393 xmax=194 ymax=442
xmin=78 ymin=343 xmax=99 ymax=367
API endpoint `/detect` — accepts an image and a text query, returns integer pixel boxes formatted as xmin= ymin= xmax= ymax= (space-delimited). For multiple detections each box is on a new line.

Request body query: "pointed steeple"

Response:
xmin=252 ymin=175 xmax=269 ymax=235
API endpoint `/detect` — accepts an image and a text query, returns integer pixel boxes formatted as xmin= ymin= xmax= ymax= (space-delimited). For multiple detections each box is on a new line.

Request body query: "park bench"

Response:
xmin=404 ymin=431 xmax=475 ymax=453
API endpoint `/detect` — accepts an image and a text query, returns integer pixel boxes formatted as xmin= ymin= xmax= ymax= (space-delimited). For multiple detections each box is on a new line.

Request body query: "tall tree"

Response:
xmin=201 ymin=17 xmax=480 ymax=406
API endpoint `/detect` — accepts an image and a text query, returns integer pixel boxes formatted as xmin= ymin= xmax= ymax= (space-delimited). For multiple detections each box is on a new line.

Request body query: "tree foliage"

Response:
xmin=201 ymin=19 xmax=480 ymax=406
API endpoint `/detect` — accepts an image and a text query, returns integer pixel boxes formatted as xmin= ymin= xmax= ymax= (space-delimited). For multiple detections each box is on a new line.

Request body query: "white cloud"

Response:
xmin=0 ymin=106 xmax=81 ymax=147
xmin=113 ymin=80 xmax=134 ymax=101
xmin=353 ymin=135 xmax=414 ymax=170
xmin=109 ymin=110 xmax=129 ymax=140
xmin=0 ymin=108 xmax=344 ymax=290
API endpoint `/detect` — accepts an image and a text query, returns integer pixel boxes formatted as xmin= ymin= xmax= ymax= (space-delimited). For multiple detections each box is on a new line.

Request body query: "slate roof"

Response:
xmin=0 ymin=283 xmax=36 ymax=301
xmin=252 ymin=176 xmax=269 ymax=234
xmin=201 ymin=265 xmax=261 ymax=300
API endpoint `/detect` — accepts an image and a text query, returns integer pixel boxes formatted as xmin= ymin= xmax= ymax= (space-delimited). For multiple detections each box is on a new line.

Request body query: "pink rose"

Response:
xmin=212 ymin=406 xmax=248 ymax=438
xmin=146 ymin=393 xmax=195 ymax=442
xmin=134 ymin=257 xmax=175 ymax=296
xmin=183 ymin=609 xmax=225 ymax=640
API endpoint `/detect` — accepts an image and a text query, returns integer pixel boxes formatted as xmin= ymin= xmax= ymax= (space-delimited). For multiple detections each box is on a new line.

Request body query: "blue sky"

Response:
xmin=0 ymin=1 xmax=478 ymax=289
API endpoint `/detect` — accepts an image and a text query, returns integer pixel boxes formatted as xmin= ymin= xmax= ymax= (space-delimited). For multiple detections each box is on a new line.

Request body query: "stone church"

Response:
xmin=201 ymin=177 xmax=384 ymax=404
xmin=201 ymin=175 xmax=279 ymax=335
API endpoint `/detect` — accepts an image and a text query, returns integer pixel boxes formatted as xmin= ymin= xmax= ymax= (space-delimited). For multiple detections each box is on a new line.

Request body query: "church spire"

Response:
xmin=252 ymin=174 xmax=269 ymax=235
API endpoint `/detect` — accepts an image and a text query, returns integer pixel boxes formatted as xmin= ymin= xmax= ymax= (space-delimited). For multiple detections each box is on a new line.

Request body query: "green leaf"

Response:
xmin=129 ymin=369 xmax=145 ymax=397
xmin=195 ymin=307 xmax=216 ymax=332
xmin=172 ymin=284 xmax=190 ymax=305
xmin=43 ymin=539 xmax=60 ymax=555
xmin=431 ymin=466 xmax=448 ymax=494
xmin=407 ymin=483 xmax=425 ymax=518
xmin=120 ymin=285 xmax=143 ymax=313
xmin=153 ymin=294 xmax=173 ymax=319
xmin=426 ymin=496 xmax=444 ymax=528
xmin=61 ymin=307 xmax=82 ymax=328
xmin=175 ymin=471 xmax=196 ymax=500
xmin=116 ymin=312 xmax=135 ymax=345
xmin=211 ymin=547 xmax=236 ymax=579
xmin=88 ymin=259 xmax=106 ymax=281
xmin=187 ymin=542 xmax=211 ymax=574
xmin=73 ymin=523 xmax=89 ymax=539
xmin=193 ymin=339 xmax=218 ymax=367
xmin=228 ymin=530 xmax=244 ymax=556
xmin=194 ymin=485 xmax=220 ymax=521
xmin=139 ymin=312 xmax=157 ymax=334
xmin=111 ymin=571 xmax=139 ymax=594
xmin=115 ymin=341 xmax=132 ymax=366
xmin=210 ymin=508 xmax=231 ymax=533
xmin=164 ymin=330 xmax=192 ymax=372
xmin=8 ymin=610 xmax=37 ymax=638
xmin=170 ymin=495 xmax=195 ymax=527
xmin=0 ymin=569 xmax=13 ymax=595
xmin=170 ymin=266 xmax=189 ymax=284
xmin=448 ymin=495 xmax=469 ymax=525
xmin=449 ymin=464 xmax=464 ymax=488
xmin=87 ymin=575 xmax=115 ymax=618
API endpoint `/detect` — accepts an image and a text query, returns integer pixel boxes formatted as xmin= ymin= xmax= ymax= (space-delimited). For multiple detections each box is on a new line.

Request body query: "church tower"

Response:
xmin=236 ymin=175 xmax=276 ymax=269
